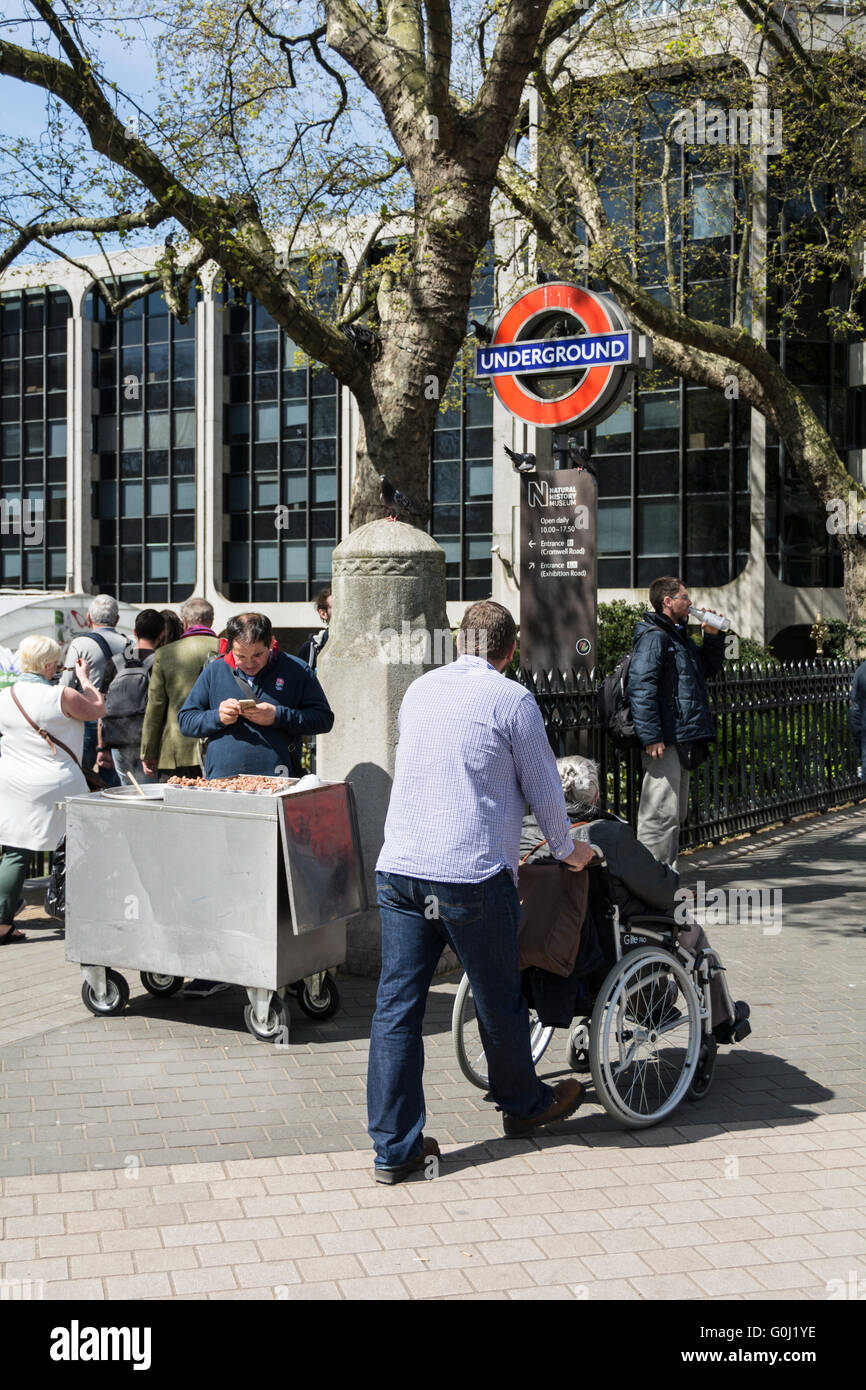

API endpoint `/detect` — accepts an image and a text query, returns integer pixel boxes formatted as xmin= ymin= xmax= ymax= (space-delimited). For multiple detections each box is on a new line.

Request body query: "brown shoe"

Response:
xmin=502 ymin=1080 xmax=585 ymax=1137
xmin=373 ymin=1136 xmax=440 ymax=1185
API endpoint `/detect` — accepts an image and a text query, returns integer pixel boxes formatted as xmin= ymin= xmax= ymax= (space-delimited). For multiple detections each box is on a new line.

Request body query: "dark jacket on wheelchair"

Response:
xmin=519 ymin=801 xmax=680 ymax=1027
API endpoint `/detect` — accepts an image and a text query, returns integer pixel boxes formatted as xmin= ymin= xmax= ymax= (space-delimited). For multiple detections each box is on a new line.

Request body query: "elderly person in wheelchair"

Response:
xmin=517 ymin=754 xmax=750 ymax=1121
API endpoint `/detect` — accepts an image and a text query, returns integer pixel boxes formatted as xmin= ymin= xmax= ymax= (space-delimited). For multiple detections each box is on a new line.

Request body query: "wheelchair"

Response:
xmin=451 ymin=847 xmax=735 ymax=1129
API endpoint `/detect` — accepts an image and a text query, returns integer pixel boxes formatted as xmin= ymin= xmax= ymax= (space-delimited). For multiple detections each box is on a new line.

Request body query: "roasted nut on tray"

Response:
xmin=166 ymin=775 xmax=293 ymax=792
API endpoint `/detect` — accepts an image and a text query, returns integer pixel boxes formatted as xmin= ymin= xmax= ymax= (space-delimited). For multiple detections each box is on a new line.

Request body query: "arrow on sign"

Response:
xmin=528 ymin=540 xmax=536 ymax=548
xmin=529 ymin=562 xmax=535 ymax=570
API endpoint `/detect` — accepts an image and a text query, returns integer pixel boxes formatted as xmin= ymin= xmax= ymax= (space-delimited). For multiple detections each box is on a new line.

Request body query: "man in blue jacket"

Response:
xmin=629 ymin=576 xmax=725 ymax=869
xmin=178 ymin=611 xmax=334 ymax=780
xmin=176 ymin=611 xmax=334 ymax=998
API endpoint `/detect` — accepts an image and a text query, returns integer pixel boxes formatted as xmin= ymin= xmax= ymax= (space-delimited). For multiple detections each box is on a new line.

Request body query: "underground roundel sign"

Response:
xmin=475 ymin=282 xmax=647 ymax=430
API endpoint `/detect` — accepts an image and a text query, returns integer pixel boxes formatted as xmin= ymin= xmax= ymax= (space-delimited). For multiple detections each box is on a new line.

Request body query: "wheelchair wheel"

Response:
xmin=589 ymin=947 xmax=702 ymax=1128
xmin=452 ymin=972 xmax=554 ymax=1091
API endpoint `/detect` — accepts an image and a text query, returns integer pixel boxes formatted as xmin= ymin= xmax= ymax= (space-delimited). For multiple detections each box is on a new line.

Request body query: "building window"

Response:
xmin=0 ymin=286 xmax=70 ymax=589
xmin=221 ymin=268 xmax=340 ymax=602
xmin=88 ymin=280 xmax=197 ymax=603
xmin=431 ymin=251 xmax=494 ymax=600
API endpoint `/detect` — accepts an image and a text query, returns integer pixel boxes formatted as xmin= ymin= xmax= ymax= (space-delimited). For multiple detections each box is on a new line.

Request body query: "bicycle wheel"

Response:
xmin=589 ymin=947 xmax=702 ymax=1128
xmin=452 ymin=972 xmax=554 ymax=1090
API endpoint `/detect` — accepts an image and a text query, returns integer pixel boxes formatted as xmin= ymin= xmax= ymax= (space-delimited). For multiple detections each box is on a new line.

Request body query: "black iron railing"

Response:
xmin=519 ymin=660 xmax=865 ymax=850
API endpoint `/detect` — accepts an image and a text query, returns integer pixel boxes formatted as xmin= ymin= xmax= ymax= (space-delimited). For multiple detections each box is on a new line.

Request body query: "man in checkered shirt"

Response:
xmin=367 ymin=600 xmax=593 ymax=1184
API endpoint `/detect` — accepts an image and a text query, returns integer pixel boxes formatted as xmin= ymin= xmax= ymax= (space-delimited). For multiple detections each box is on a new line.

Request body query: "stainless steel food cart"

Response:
xmin=63 ymin=778 xmax=366 ymax=1043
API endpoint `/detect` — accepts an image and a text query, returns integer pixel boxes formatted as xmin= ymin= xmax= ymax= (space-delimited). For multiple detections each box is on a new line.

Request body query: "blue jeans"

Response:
xmin=83 ymin=721 xmax=120 ymax=789
xmin=367 ymin=869 xmax=553 ymax=1170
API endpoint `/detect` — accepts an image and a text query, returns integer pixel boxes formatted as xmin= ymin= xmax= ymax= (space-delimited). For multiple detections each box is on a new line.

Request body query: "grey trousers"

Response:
xmin=637 ymin=745 xmax=689 ymax=871
xmin=112 ymin=747 xmax=156 ymax=785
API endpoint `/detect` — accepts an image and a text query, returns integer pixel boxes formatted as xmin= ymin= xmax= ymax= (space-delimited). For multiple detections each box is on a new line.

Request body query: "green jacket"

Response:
xmin=140 ymin=634 xmax=219 ymax=768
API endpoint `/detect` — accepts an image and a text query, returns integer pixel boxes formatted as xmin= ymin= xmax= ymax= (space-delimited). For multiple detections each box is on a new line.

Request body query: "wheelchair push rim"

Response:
xmin=452 ymin=972 xmax=554 ymax=1091
xmin=589 ymin=946 xmax=703 ymax=1128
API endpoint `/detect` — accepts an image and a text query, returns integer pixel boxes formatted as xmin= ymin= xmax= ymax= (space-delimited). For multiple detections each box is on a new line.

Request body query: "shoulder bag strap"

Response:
xmin=10 ymin=685 xmax=86 ymax=770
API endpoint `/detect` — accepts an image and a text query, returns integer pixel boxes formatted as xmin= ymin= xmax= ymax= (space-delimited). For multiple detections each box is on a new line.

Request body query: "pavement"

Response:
xmin=1 ymin=805 xmax=865 ymax=1301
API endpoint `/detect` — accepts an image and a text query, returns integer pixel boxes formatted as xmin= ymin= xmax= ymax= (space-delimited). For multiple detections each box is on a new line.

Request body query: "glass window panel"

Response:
xmin=173 ymin=478 xmax=195 ymax=511
xmin=172 ymin=546 xmax=195 ymax=585
xmin=311 ymin=398 xmax=335 ymax=436
xmin=254 ymin=544 xmax=278 ymax=580
xmin=174 ymin=378 xmax=195 ymax=408
xmin=466 ymin=537 xmax=491 ymax=562
xmin=121 ymin=451 xmax=142 ymax=477
xmin=465 ymin=427 xmax=492 ymax=459
xmin=121 ymin=481 xmax=143 ymax=516
xmin=146 ymin=546 xmax=169 ymax=580
xmin=122 ymin=415 xmax=143 ymax=450
xmin=253 ymin=334 xmax=278 ymax=371
xmin=147 ymin=479 xmax=170 ymax=515
xmin=227 ymin=542 xmax=249 ymax=581
xmin=97 ymin=416 xmax=116 ymax=452
xmin=435 ymin=537 xmax=460 ymax=564
xmin=148 ymin=413 xmax=170 ymax=449
xmin=255 ymin=476 xmax=279 ymax=507
xmin=598 ymin=500 xmax=631 ymax=553
xmin=2 ymin=423 xmax=21 ymax=456
xmin=47 ymin=422 xmax=66 ymax=457
xmin=312 ymin=472 xmax=337 ymax=504
xmin=433 ymin=457 xmax=460 ymax=501
xmin=47 ymin=485 xmax=65 ymax=520
xmin=284 ymin=473 xmax=306 ymax=505
xmin=173 ymin=341 xmax=195 ymax=378
xmin=255 ymin=404 xmax=279 ymax=442
xmin=147 ymin=449 xmax=169 ymax=476
xmin=311 ymin=439 xmax=335 ymax=469
xmin=174 ymin=411 xmax=195 ymax=448
xmin=23 ymin=330 xmax=43 ymax=357
xmin=311 ymin=368 xmax=337 ymax=397
xmin=47 ymin=357 xmax=66 ymax=392
xmin=23 ymin=358 xmax=43 ymax=392
xmin=147 ymin=343 xmax=169 ymax=381
xmin=638 ymin=497 xmax=678 ymax=554
xmin=24 ymin=422 xmax=43 ymax=455
xmin=466 ymin=460 xmax=492 ymax=498
xmin=465 ymin=390 xmax=493 ymax=428
xmin=0 ymin=551 xmax=20 ymax=581
xmin=283 ymin=401 xmax=308 ymax=438
xmin=228 ymin=339 xmax=249 ymax=374
xmin=433 ymin=430 xmax=460 ymax=460
xmin=691 ymin=177 xmax=733 ymax=239
xmin=227 ymin=475 xmax=249 ymax=511
xmin=24 ymin=550 xmax=44 ymax=585
xmin=254 ymin=372 xmax=278 ymax=400
xmin=48 ymin=549 xmax=66 ymax=582
xmin=311 ymin=540 xmax=334 ymax=580
xmin=280 ymin=540 xmax=306 ymax=581
xmin=686 ymin=390 xmax=730 ymax=449
xmin=1 ymin=362 xmax=19 ymax=395
xmin=173 ymin=449 xmax=194 ymax=475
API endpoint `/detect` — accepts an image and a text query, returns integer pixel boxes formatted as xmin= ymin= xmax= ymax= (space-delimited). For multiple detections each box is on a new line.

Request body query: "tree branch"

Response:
xmin=0 ymin=203 xmax=166 ymax=276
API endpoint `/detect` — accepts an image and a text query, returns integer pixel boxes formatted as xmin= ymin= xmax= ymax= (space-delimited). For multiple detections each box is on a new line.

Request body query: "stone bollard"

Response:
xmin=315 ymin=519 xmax=456 ymax=976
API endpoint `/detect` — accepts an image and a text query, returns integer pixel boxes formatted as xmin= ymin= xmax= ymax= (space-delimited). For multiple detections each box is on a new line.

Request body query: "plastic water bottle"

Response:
xmin=688 ymin=604 xmax=732 ymax=631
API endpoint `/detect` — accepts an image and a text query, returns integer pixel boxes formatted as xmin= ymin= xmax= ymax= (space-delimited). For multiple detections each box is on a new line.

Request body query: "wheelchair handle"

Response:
xmin=587 ymin=842 xmax=606 ymax=866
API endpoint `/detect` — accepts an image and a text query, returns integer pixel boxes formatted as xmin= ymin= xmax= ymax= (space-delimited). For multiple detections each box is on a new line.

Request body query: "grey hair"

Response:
xmin=88 ymin=594 xmax=118 ymax=626
xmin=180 ymin=597 xmax=214 ymax=629
xmin=556 ymin=755 xmax=600 ymax=805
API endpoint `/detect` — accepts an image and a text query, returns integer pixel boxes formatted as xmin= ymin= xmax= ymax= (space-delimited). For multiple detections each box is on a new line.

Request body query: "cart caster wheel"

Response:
xmin=297 ymin=976 xmax=340 ymax=1021
xmin=140 ymin=972 xmax=183 ymax=998
xmin=81 ymin=969 xmax=129 ymax=1017
xmin=243 ymin=994 xmax=290 ymax=1044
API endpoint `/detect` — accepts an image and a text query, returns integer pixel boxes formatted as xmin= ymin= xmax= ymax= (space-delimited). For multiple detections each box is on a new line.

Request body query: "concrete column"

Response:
xmin=196 ymin=291 xmax=222 ymax=601
xmin=315 ymin=518 xmax=453 ymax=975
xmin=67 ymin=274 xmax=94 ymax=594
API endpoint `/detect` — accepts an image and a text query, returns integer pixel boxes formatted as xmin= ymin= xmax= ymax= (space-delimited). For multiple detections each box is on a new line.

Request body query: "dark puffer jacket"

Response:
xmin=628 ymin=611 xmax=724 ymax=747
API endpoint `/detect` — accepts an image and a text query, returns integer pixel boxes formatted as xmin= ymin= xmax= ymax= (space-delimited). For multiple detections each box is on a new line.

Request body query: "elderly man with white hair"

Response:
xmin=520 ymin=755 xmax=749 ymax=1046
xmin=0 ymin=636 xmax=104 ymax=942
xmin=59 ymin=594 xmax=127 ymax=787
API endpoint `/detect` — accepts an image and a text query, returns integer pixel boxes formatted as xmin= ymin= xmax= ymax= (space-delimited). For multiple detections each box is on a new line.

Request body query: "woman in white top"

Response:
xmin=0 ymin=634 xmax=105 ymax=943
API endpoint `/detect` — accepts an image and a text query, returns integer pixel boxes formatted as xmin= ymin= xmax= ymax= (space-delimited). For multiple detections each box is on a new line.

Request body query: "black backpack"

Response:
xmin=596 ymin=651 xmax=641 ymax=749
xmin=101 ymin=644 xmax=155 ymax=748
